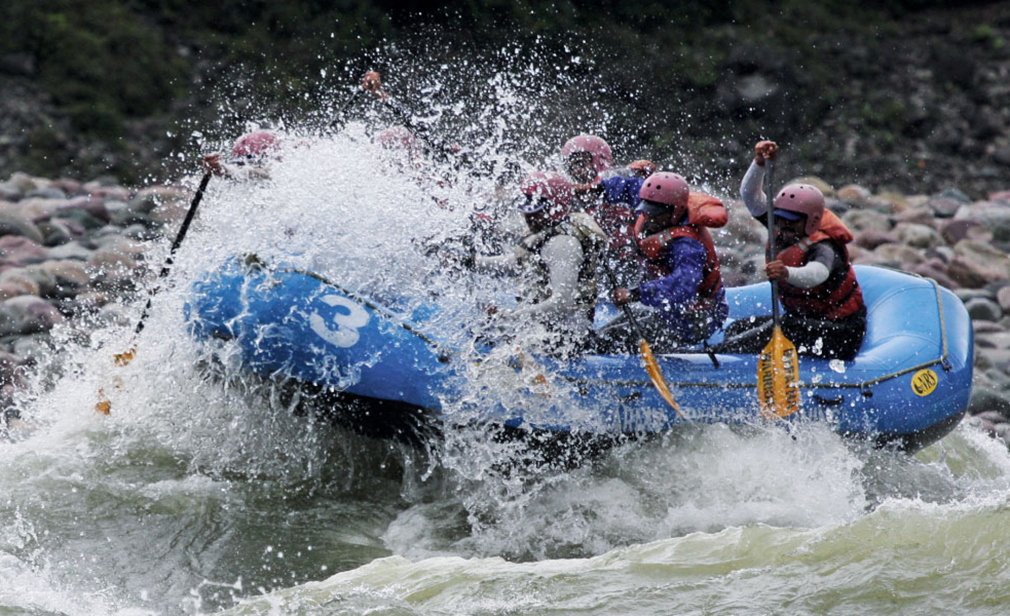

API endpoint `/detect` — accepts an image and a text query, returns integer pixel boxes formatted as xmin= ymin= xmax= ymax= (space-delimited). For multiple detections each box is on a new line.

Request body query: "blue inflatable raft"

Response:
xmin=185 ymin=258 xmax=973 ymax=452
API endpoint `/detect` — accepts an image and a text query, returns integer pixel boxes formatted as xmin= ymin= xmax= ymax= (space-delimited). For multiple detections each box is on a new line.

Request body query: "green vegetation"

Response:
xmin=0 ymin=0 xmax=995 ymax=183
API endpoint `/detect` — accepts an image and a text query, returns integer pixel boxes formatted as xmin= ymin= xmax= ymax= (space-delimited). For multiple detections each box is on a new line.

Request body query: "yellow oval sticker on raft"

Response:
xmin=911 ymin=369 xmax=938 ymax=397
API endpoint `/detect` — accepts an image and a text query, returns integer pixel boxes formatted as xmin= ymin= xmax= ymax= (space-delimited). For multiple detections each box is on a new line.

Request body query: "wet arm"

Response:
xmin=601 ymin=176 xmax=645 ymax=208
xmin=638 ymin=238 xmax=706 ymax=311
xmin=740 ymin=160 xmax=768 ymax=218
xmin=784 ymin=243 xmax=836 ymax=288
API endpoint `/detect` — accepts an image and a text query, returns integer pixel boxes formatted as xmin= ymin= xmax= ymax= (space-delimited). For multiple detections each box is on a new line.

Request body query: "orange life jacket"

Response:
xmin=774 ymin=210 xmax=865 ymax=320
xmin=634 ymin=192 xmax=727 ymax=310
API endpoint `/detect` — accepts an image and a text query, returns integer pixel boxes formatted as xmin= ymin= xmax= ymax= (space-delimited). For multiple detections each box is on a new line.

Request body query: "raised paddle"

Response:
xmin=756 ymin=160 xmax=802 ymax=418
xmin=96 ymin=171 xmax=213 ymax=414
xmin=601 ymin=259 xmax=687 ymax=420
xmin=327 ymin=89 xmax=365 ymax=134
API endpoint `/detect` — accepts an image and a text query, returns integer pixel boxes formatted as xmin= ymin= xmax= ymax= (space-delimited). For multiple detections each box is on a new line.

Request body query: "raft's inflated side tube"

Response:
xmin=186 ymin=259 xmax=456 ymax=411
xmin=186 ymin=261 xmax=972 ymax=451
xmin=536 ymin=265 xmax=972 ymax=448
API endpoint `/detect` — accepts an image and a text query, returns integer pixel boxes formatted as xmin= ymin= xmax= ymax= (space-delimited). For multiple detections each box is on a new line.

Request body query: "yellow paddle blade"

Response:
xmin=95 ymin=388 xmax=111 ymax=415
xmin=113 ymin=348 xmax=136 ymax=367
xmin=639 ymin=339 xmax=687 ymax=419
xmin=96 ymin=351 xmax=134 ymax=415
xmin=757 ymin=326 xmax=802 ymax=418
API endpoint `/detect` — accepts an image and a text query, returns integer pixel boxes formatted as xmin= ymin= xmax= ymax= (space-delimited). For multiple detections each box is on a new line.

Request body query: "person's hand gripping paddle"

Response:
xmin=757 ymin=160 xmax=802 ymax=418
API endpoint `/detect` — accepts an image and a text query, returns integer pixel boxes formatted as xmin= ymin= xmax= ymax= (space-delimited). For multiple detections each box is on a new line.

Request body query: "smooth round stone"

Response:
xmin=940 ymin=218 xmax=991 ymax=245
xmin=924 ymin=246 xmax=955 ymax=263
xmin=836 ymin=184 xmax=874 ymax=207
xmin=894 ymin=222 xmax=941 ymax=248
xmin=871 ymin=243 xmax=925 ymax=266
xmin=87 ymin=249 xmax=139 ymax=274
xmin=908 ymin=261 xmax=959 ymax=291
xmin=973 ymin=319 xmax=1006 ymax=334
xmin=121 ymin=223 xmax=158 ymax=242
xmin=0 ymin=282 xmax=29 ymax=301
xmin=19 ymin=265 xmax=58 ymax=298
xmin=94 ymin=235 xmax=147 ymax=257
xmin=0 ymin=270 xmax=40 ymax=297
xmin=7 ymin=173 xmax=39 ymax=193
xmin=925 ymin=196 xmax=965 ymax=218
xmin=842 ymin=209 xmax=892 ymax=233
xmin=38 ymin=260 xmax=90 ymax=298
xmin=47 ymin=241 xmax=93 ymax=261
xmin=0 ymin=183 xmax=22 ymax=201
xmin=975 ymin=348 xmax=1010 ymax=370
xmin=853 ymin=229 xmax=897 ymax=250
xmin=995 ymin=285 xmax=1010 ymax=312
xmin=948 ymin=240 xmax=1010 ymax=287
xmin=36 ymin=220 xmax=73 ymax=246
xmin=0 ymin=350 xmax=18 ymax=383
xmin=0 ymin=304 xmax=18 ymax=337
xmin=3 ymin=295 xmax=65 ymax=334
xmin=790 ymin=176 xmax=834 ymax=196
xmin=15 ymin=197 xmax=65 ymax=222
xmin=50 ymin=178 xmax=83 ymax=196
xmin=0 ymin=208 xmax=45 ymax=244
xmin=890 ymin=207 xmax=934 ymax=225
xmin=956 ymin=288 xmax=996 ymax=302
xmin=10 ymin=333 xmax=52 ymax=366
xmin=0 ymin=236 xmax=49 ymax=265
xmin=58 ymin=195 xmax=110 ymax=223
xmin=965 ymin=297 xmax=1002 ymax=321
xmin=975 ymin=331 xmax=1010 ymax=349
xmin=59 ymin=208 xmax=107 ymax=231
xmin=26 ymin=186 xmax=67 ymax=200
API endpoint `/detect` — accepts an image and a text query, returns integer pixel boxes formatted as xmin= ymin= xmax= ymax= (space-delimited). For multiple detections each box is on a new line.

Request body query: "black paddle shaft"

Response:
xmin=134 ymin=171 xmax=212 ymax=335
xmin=765 ymin=160 xmax=781 ymax=324
xmin=600 ymin=257 xmax=648 ymax=341
xmin=327 ymin=89 xmax=365 ymax=133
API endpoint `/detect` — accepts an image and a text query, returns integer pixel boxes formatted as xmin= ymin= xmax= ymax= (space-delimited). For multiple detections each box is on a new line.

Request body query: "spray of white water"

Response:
xmin=3 ymin=50 xmax=1010 ymax=614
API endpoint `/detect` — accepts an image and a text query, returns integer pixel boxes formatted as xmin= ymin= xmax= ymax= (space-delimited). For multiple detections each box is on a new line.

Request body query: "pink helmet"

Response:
xmin=561 ymin=134 xmax=613 ymax=174
xmin=518 ymin=172 xmax=573 ymax=223
xmin=374 ymin=125 xmax=418 ymax=151
xmin=637 ymin=172 xmax=690 ymax=219
xmin=773 ymin=184 xmax=825 ymax=236
xmin=231 ymin=131 xmax=280 ymax=159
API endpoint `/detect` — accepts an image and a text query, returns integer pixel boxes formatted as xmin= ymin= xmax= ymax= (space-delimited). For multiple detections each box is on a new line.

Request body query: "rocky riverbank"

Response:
xmin=0 ymin=171 xmax=193 ymax=426
xmin=1 ymin=169 xmax=1008 ymax=447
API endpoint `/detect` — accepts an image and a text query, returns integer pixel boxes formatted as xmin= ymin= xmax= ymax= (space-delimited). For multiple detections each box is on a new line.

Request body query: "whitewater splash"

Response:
xmin=1 ymin=55 xmax=1004 ymax=615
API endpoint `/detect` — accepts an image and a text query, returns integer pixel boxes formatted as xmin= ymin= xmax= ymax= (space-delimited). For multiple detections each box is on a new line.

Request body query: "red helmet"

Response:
xmin=561 ymin=134 xmax=613 ymax=174
xmin=374 ymin=125 xmax=418 ymax=151
xmin=637 ymin=172 xmax=690 ymax=219
xmin=231 ymin=131 xmax=280 ymax=159
xmin=518 ymin=172 xmax=573 ymax=223
xmin=773 ymin=184 xmax=824 ymax=236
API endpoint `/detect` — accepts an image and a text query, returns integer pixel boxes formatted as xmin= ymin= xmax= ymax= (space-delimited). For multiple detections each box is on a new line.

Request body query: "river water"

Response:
xmin=2 ymin=87 xmax=1008 ymax=615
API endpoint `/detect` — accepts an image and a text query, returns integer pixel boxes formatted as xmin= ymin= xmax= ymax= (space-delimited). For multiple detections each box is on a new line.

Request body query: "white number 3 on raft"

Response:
xmin=309 ymin=295 xmax=370 ymax=348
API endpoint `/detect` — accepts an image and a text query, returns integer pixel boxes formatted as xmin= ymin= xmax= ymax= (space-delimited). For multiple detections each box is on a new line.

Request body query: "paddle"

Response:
xmin=756 ymin=160 xmax=802 ymax=418
xmin=96 ymin=171 xmax=213 ymax=414
xmin=327 ymin=89 xmax=365 ymax=134
xmin=381 ymin=100 xmax=455 ymax=165
xmin=600 ymin=259 xmax=687 ymax=420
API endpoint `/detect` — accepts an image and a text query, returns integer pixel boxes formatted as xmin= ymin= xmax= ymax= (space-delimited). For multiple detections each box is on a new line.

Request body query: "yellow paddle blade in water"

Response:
xmin=95 ymin=349 xmax=136 ymax=414
xmin=114 ymin=348 xmax=136 ymax=367
xmin=639 ymin=339 xmax=687 ymax=419
xmin=95 ymin=389 xmax=111 ymax=415
xmin=757 ymin=326 xmax=802 ymax=418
